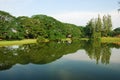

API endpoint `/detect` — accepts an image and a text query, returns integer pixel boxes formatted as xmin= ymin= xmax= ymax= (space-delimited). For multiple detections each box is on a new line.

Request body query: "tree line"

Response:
xmin=0 ymin=10 xmax=120 ymax=41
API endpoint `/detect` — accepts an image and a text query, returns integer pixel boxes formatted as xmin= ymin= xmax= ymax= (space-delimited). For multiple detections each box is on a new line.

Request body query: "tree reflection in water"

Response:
xmin=0 ymin=40 xmax=120 ymax=70
xmin=84 ymin=40 xmax=111 ymax=64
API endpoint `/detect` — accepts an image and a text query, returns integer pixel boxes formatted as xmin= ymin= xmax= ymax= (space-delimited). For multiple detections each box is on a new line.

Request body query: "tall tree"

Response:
xmin=85 ymin=19 xmax=94 ymax=38
xmin=85 ymin=15 xmax=102 ymax=39
xmin=107 ymin=15 xmax=112 ymax=33
xmin=102 ymin=15 xmax=112 ymax=37
xmin=93 ymin=15 xmax=102 ymax=39
xmin=96 ymin=15 xmax=102 ymax=32
xmin=102 ymin=15 xmax=107 ymax=36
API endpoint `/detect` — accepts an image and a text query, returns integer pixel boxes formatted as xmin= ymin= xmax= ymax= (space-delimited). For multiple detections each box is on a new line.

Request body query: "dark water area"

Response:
xmin=0 ymin=40 xmax=120 ymax=80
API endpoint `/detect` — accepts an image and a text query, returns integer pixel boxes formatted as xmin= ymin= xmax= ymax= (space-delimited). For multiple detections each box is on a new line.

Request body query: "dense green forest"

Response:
xmin=0 ymin=10 xmax=120 ymax=41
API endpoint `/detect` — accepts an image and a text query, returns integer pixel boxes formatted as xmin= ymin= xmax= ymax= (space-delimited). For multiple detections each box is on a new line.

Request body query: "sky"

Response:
xmin=0 ymin=0 xmax=120 ymax=29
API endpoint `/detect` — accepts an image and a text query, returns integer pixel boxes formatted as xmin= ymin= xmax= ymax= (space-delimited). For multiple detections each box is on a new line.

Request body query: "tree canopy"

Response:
xmin=0 ymin=10 xmax=83 ymax=41
xmin=0 ymin=10 xmax=118 ymax=41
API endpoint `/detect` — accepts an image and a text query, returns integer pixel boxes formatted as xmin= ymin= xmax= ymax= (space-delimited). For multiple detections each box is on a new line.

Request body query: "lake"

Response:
xmin=0 ymin=40 xmax=120 ymax=80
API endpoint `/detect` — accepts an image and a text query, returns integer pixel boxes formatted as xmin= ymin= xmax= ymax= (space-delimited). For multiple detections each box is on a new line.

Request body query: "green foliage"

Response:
xmin=37 ymin=36 xmax=46 ymax=43
xmin=102 ymin=15 xmax=112 ymax=37
xmin=1 ymin=11 xmax=77 ymax=41
xmin=85 ymin=19 xmax=94 ymax=38
xmin=0 ymin=11 xmax=24 ymax=40
xmin=78 ymin=26 xmax=86 ymax=38
xmin=85 ymin=15 xmax=112 ymax=39
xmin=32 ymin=15 xmax=82 ymax=41
xmin=112 ymin=27 xmax=120 ymax=36
xmin=85 ymin=18 xmax=102 ymax=39
xmin=63 ymin=23 xmax=82 ymax=39
xmin=0 ymin=10 xmax=114 ymax=41
xmin=32 ymin=15 xmax=66 ymax=40
xmin=17 ymin=16 xmax=47 ymax=39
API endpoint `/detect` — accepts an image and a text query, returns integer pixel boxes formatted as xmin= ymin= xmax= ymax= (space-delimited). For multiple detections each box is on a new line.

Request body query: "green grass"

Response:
xmin=101 ymin=37 xmax=120 ymax=43
xmin=0 ymin=39 xmax=36 ymax=46
xmin=79 ymin=38 xmax=89 ymax=41
xmin=61 ymin=38 xmax=72 ymax=41
xmin=0 ymin=37 xmax=120 ymax=46
xmin=80 ymin=37 xmax=120 ymax=43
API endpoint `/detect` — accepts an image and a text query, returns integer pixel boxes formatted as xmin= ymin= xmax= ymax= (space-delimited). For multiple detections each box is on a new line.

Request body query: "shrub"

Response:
xmin=37 ymin=36 xmax=46 ymax=43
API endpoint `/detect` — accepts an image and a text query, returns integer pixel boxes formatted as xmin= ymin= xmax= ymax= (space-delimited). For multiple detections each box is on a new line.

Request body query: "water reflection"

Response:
xmin=84 ymin=40 xmax=111 ymax=64
xmin=0 ymin=41 xmax=120 ymax=70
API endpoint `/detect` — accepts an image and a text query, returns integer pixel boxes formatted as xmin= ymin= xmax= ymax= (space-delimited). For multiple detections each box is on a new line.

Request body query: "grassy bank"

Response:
xmin=101 ymin=37 xmax=120 ymax=43
xmin=0 ymin=37 xmax=120 ymax=46
xmin=0 ymin=39 xmax=36 ymax=46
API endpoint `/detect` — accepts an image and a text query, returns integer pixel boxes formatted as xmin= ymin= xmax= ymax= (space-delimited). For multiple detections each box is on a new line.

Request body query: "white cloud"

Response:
xmin=50 ymin=10 xmax=120 ymax=29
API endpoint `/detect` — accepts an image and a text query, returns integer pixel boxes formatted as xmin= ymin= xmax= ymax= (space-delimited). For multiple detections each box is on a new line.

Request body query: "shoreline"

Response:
xmin=0 ymin=37 xmax=120 ymax=46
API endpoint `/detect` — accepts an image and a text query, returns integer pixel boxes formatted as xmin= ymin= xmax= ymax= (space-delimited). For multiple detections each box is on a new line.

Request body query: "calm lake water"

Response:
xmin=0 ymin=41 xmax=120 ymax=80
